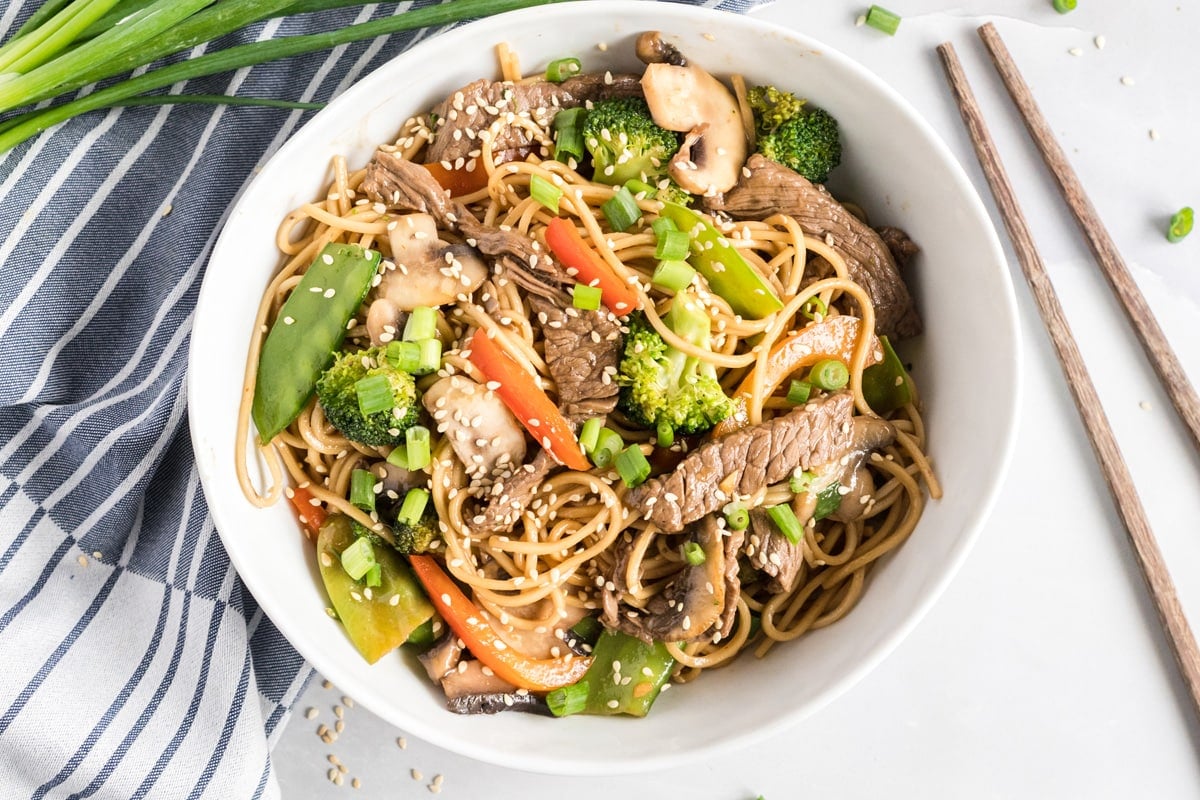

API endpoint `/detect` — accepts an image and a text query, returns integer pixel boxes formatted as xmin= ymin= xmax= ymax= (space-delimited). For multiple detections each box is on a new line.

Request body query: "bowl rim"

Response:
xmin=189 ymin=0 xmax=1022 ymax=775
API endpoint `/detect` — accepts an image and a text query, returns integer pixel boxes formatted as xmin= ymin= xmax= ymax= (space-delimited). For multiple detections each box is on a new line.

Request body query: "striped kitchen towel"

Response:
xmin=0 ymin=0 xmax=766 ymax=797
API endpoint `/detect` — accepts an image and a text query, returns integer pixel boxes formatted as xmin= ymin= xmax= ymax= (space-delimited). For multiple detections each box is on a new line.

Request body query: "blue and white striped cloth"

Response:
xmin=0 ymin=0 xmax=763 ymax=796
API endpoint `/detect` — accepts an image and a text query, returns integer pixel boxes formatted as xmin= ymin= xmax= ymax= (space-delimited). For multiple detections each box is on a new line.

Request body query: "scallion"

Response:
xmin=547 ymin=680 xmax=590 ymax=717
xmin=654 ymin=229 xmax=691 ymax=261
xmin=786 ymin=379 xmax=813 ymax=405
xmin=387 ymin=340 xmax=421 ymax=373
xmin=651 ymin=259 xmax=696 ymax=292
xmin=397 ymin=487 xmax=429 ymax=527
xmin=655 ymin=420 xmax=675 ymax=448
xmin=650 ymin=216 xmax=678 ymax=238
xmin=406 ymin=425 xmax=431 ymax=471
xmin=682 ymin=541 xmax=706 ymax=566
xmin=403 ymin=306 xmax=437 ymax=342
xmin=545 ymin=56 xmax=582 ymax=83
xmin=766 ymin=503 xmax=804 ymax=545
xmin=808 ymin=359 xmax=849 ymax=391
xmin=1168 ymin=206 xmax=1193 ymax=243
xmin=386 ymin=443 xmax=410 ymax=470
xmin=572 ymin=282 xmax=603 ymax=311
xmin=601 ymin=186 xmax=641 ymax=232
xmin=349 ymin=468 xmax=377 ymax=511
xmin=865 ymin=5 xmax=901 ymax=35
xmin=579 ymin=416 xmax=604 ymax=454
xmin=625 ymin=179 xmax=658 ymax=199
xmin=1052 ymin=0 xmax=1076 ymax=12
xmin=615 ymin=445 xmax=651 ymax=488
xmin=800 ymin=295 xmax=827 ymax=321
xmin=364 ymin=562 xmax=382 ymax=588
xmin=529 ymin=174 xmax=563 ymax=213
xmin=591 ymin=428 xmax=624 ymax=469
xmin=723 ymin=503 xmax=750 ymax=531
xmin=355 ymin=374 xmax=393 ymax=416
xmin=553 ymin=107 xmax=586 ymax=165
xmin=789 ymin=470 xmax=817 ymax=494
xmin=339 ymin=536 xmax=376 ymax=581
xmin=417 ymin=337 xmax=442 ymax=374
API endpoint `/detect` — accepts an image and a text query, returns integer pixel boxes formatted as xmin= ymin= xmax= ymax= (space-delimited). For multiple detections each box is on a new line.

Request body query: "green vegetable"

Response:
xmin=417 ymin=338 xmax=442 ymax=374
xmin=317 ymin=515 xmax=434 ymax=664
xmin=747 ymin=85 xmax=806 ymax=137
xmin=404 ymin=617 xmax=438 ymax=650
xmin=862 ymin=335 xmax=913 ymax=414
xmin=1052 ymin=0 xmax=1076 ymax=12
xmin=617 ymin=289 xmax=736 ymax=440
xmin=650 ymin=259 xmax=696 ymax=293
xmin=405 ymin=426 xmax=432 ymax=471
xmin=800 ymin=295 xmax=827 ymax=321
xmin=529 ymin=174 xmax=563 ymax=212
xmin=582 ymin=97 xmax=679 ymax=186
xmin=757 ymin=106 xmax=842 ymax=184
xmin=388 ymin=505 xmax=441 ymax=556
xmin=545 ymin=56 xmax=581 ymax=82
xmin=348 ymin=468 xmax=376 ymax=511
xmin=251 ymin=243 xmax=379 ymax=443
xmin=601 ymin=185 xmax=642 ymax=232
xmin=590 ymin=427 xmax=624 ymax=469
xmin=387 ymin=340 xmax=420 ymax=373
xmin=552 ymin=107 xmax=586 ymax=164
xmin=339 ymin=535 xmax=376 ymax=581
xmin=865 ymin=4 xmax=902 ymax=35
xmin=1168 ymin=207 xmax=1193 ymax=243
xmin=808 ymin=358 xmax=849 ymax=391
xmin=569 ymin=615 xmax=602 ymax=646
xmin=403 ymin=306 xmax=437 ymax=342
xmin=682 ymin=541 xmax=706 ymax=566
xmin=655 ymin=419 xmax=674 ymax=448
xmin=654 ymin=229 xmax=691 ymax=261
xmin=548 ymin=630 xmax=675 ymax=717
xmin=355 ymin=374 xmax=394 ymax=416
xmin=546 ymin=681 xmax=590 ymax=716
xmin=724 ymin=503 xmax=750 ymax=531
xmin=315 ymin=346 xmax=420 ymax=446
xmin=767 ymin=503 xmax=804 ymax=544
xmin=0 ymin=0 xmax=570 ymax=154
xmin=786 ymin=379 xmax=812 ymax=405
xmin=572 ymin=283 xmax=603 ymax=311
xmin=578 ymin=417 xmax=604 ymax=454
xmin=813 ymin=481 xmax=843 ymax=521
xmin=397 ymin=487 xmax=430 ymax=527
xmin=789 ymin=470 xmax=816 ymax=494
xmin=615 ymin=445 xmax=651 ymax=488
xmin=656 ymin=202 xmax=784 ymax=319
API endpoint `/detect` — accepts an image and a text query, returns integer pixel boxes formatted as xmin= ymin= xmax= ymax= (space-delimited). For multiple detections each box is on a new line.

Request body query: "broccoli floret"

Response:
xmin=583 ymin=97 xmax=679 ymax=187
xmin=617 ymin=289 xmax=735 ymax=440
xmin=315 ymin=346 xmax=419 ymax=446
xmin=757 ymin=107 xmax=841 ymax=184
xmin=747 ymin=85 xmax=806 ymax=136
xmin=351 ymin=507 xmax=440 ymax=555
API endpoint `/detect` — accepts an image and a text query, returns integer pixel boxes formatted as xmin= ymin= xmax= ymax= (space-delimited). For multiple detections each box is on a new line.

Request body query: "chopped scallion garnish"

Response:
xmin=615 ymin=445 xmax=651 ymax=488
xmin=808 ymin=358 xmax=849 ymax=391
xmin=417 ymin=337 xmax=442 ymax=374
xmin=786 ymin=379 xmax=812 ymax=405
xmin=625 ymin=178 xmax=658 ymax=199
xmin=397 ymin=487 xmax=429 ymax=527
xmin=654 ymin=229 xmax=691 ymax=261
xmin=655 ymin=419 xmax=675 ymax=448
xmin=349 ymin=468 xmax=377 ymax=511
xmin=578 ymin=416 xmax=604 ymax=454
xmin=339 ymin=536 xmax=376 ymax=581
xmin=364 ymin=562 xmax=382 ymax=588
xmin=553 ymin=107 xmax=586 ymax=164
xmin=388 ymin=340 xmax=421 ymax=373
xmin=766 ymin=503 xmax=804 ymax=545
xmin=545 ymin=56 xmax=582 ymax=82
xmin=355 ymin=374 xmax=393 ymax=416
xmin=386 ymin=443 xmax=410 ymax=470
xmin=650 ymin=216 xmax=678 ymax=238
xmin=1168 ymin=206 xmax=1194 ymax=242
xmin=723 ymin=503 xmax=750 ymax=531
xmin=591 ymin=427 xmax=624 ymax=469
xmin=682 ymin=541 xmax=706 ymax=566
xmin=1052 ymin=0 xmax=1076 ymax=12
xmin=789 ymin=470 xmax=817 ymax=494
xmin=529 ymin=173 xmax=563 ymax=213
xmin=651 ymin=259 xmax=696 ymax=292
xmin=547 ymin=680 xmax=590 ymax=717
xmin=865 ymin=4 xmax=901 ymax=35
xmin=403 ymin=306 xmax=438 ymax=342
xmin=800 ymin=295 xmax=827 ymax=321
xmin=601 ymin=186 xmax=641 ymax=232
xmin=406 ymin=425 xmax=431 ymax=471
xmin=572 ymin=282 xmax=603 ymax=311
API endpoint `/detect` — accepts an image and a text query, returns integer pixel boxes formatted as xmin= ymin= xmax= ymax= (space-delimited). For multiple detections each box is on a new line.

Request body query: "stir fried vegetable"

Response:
xmin=546 ymin=630 xmax=675 ymax=717
xmin=544 ymin=216 xmax=642 ymax=316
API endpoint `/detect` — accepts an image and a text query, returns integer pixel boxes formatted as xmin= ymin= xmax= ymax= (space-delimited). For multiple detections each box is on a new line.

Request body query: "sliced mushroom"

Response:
xmin=446 ymin=690 xmax=551 ymax=716
xmin=641 ymin=59 xmax=747 ymax=195
xmin=379 ymin=213 xmax=487 ymax=309
xmin=366 ymin=297 xmax=406 ymax=346
xmin=635 ymin=30 xmax=686 ymax=66
xmin=418 ymin=632 xmax=464 ymax=683
xmin=422 ymin=375 xmax=527 ymax=479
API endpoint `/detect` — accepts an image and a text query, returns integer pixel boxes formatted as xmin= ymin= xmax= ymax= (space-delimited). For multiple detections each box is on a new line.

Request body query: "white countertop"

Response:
xmin=274 ymin=2 xmax=1200 ymax=796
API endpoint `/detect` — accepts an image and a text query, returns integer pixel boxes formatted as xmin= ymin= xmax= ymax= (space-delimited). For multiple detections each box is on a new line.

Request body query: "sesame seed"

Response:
xmin=1120 ymin=76 xmax=1134 ymax=86
xmin=305 ymin=707 xmax=318 ymax=720
xmin=1094 ymin=34 xmax=1106 ymax=49
xmin=1068 ymin=47 xmax=1082 ymax=56
xmin=607 ymin=699 xmax=620 ymax=709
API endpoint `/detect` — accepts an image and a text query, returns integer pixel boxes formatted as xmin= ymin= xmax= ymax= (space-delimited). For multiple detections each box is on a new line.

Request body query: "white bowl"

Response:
xmin=189 ymin=1 xmax=1020 ymax=776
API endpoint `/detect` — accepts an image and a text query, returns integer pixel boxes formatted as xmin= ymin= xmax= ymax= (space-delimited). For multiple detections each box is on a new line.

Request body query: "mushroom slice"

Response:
xmin=635 ymin=30 xmax=686 ymax=66
xmin=641 ymin=61 xmax=747 ymax=195
xmin=422 ymin=375 xmax=527 ymax=479
xmin=381 ymin=213 xmax=487 ymax=309
xmin=366 ymin=297 xmax=405 ymax=346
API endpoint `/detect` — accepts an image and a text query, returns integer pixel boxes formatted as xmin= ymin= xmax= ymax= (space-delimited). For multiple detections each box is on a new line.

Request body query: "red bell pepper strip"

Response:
xmin=421 ymin=161 xmax=489 ymax=197
xmin=468 ymin=328 xmax=590 ymax=471
xmin=408 ymin=555 xmax=593 ymax=691
xmin=288 ymin=486 xmax=326 ymax=536
xmin=544 ymin=216 xmax=642 ymax=316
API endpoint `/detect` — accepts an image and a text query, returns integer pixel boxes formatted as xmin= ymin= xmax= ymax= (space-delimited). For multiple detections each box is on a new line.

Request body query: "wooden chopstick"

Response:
xmin=937 ymin=41 xmax=1200 ymax=723
xmin=977 ymin=22 xmax=1200 ymax=456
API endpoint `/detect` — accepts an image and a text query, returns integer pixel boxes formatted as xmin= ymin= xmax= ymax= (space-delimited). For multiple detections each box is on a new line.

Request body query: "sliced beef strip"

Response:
xmin=625 ymin=392 xmax=856 ymax=534
xmin=713 ymin=526 xmax=746 ymax=639
xmin=427 ymin=75 xmax=643 ymax=166
xmin=876 ymin=225 xmax=920 ymax=269
xmin=747 ymin=509 xmax=805 ymax=594
xmin=474 ymin=450 xmax=556 ymax=534
xmin=708 ymin=154 xmax=922 ymax=340
xmin=528 ymin=296 xmax=620 ymax=412
xmin=360 ymin=150 xmax=573 ymax=303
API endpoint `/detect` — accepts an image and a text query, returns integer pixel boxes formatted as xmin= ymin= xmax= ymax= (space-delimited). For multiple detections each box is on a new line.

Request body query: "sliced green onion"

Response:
xmin=650 ymin=216 xmax=678 ymax=238
xmin=403 ymin=306 xmax=438 ymax=342
xmin=355 ymin=374 xmax=393 ymax=416
xmin=800 ymin=295 xmax=827 ymax=321
xmin=406 ymin=425 xmax=431 ymax=471
xmin=789 ymin=470 xmax=817 ymax=494
xmin=813 ymin=482 xmax=843 ymax=521
xmin=572 ymin=282 xmax=603 ymax=311
xmin=601 ymin=186 xmax=641 ymax=232
xmin=625 ymin=179 xmax=658 ymax=199
xmin=405 ymin=618 xmax=437 ymax=648
xmin=578 ymin=417 xmax=604 ymax=454
xmin=591 ymin=428 xmax=624 ymax=469
xmin=1052 ymin=0 xmax=1076 ymax=12
xmin=386 ymin=443 xmax=410 ymax=470
xmin=865 ymin=5 xmax=901 ymax=35
xmin=364 ymin=562 xmax=382 ymax=588
xmin=615 ymin=445 xmax=651 ymax=488
xmin=808 ymin=359 xmax=849 ymax=391
xmin=570 ymin=615 xmax=602 ymax=644
xmin=682 ymin=541 xmax=706 ymax=566
xmin=651 ymin=260 xmax=696 ymax=292
xmin=553 ymin=107 xmax=586 ymax=164
xmin=654 ymin=229 xmax=691 ymax=261
xmin=766 ymin=503 xmax=804 ymax=545
xmin=417 ymin=337 xmax=442 ymax=374
xmin=786 ymin=380 xmax=813 ymax=405
xmin=1168 ymin=206 xmax=1194 ymax=243
xmin=545 ymin=56 xmax=582 ymax=82
xmin=655 ymin=419 xmax=675 ymax=448
xmin=529 ymin=173 xmax=563 ymax=213
xmin=723 ymin=503 xmax=750 ymax=531
xmin=349 ymin=468 xmax=377 ymax=511
xmin=339 ymin=536 xmax=376 ymax=581
xmin=547 ymin=680 xmax=590 ymax=717
xmin=397 ymin=487 xmax=430 ymax=527
xmin=387 ymin=340 xmax=421 ymax=373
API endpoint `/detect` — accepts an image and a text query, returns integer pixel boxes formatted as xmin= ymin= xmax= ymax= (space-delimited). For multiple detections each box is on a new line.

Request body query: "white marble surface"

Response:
xmin=274 ymin=1 xmax=1200 ymax=796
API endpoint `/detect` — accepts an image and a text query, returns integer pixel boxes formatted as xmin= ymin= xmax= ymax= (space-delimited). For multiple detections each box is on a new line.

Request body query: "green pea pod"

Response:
xmin=317 ymin=515 xmax=434 ymax=664
xmin=861 ymin=335 xmax=913 ymax=415
xmin=583 ymin=630 xmax=675 ymax=717
xmin=251 ymin=243 xmax=380 ymax=442
xmin=657 ymin=202 xmax=783 ymax=320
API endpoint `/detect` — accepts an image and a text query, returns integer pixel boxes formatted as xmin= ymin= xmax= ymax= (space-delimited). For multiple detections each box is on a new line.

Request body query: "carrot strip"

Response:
xmin=544 ymin=216 xmax=641 ymax=316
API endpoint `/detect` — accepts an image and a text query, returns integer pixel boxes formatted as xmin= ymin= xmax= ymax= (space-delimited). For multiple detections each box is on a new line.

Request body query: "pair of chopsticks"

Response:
xmin=938 ymin=26 xmax=1200 ymax=720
